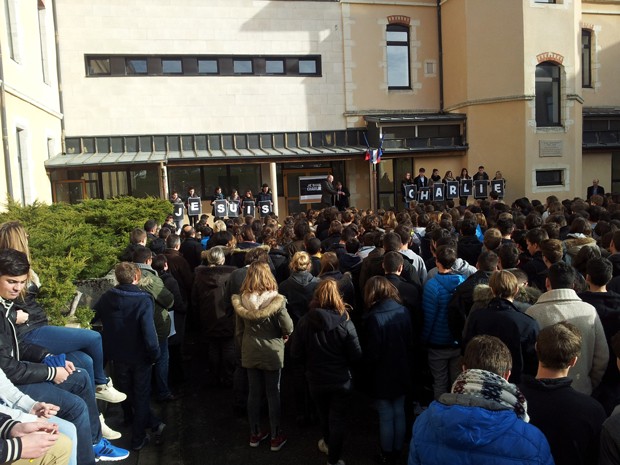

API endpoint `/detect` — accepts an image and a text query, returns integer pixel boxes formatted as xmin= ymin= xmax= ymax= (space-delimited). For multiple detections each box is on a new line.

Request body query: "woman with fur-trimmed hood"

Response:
xmin=232 ymin=262 xmax=293 ymax=452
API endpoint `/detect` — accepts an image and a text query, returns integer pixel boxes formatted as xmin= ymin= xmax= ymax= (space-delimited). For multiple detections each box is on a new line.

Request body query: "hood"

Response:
xmin=434 ymin=272 xmax=464 ymax=293
xmin=609 ymin=253 xmax=620 ymax=275
xmin=290 ymin=271 xmax=318 ymax=287
xmin=424 ymin=398 xmax=517 ymax=448
xmin=320 ymin=270 xmax=344 ymax=280
xmin=522 ymin=375 xmax=573 ymax=392
xmin=452 ymin=258 xmax=474 ymax=274
xmin=473 ymin=284 xmax=541 ymax=306
xmin=473 ymin=284 xmax=494 ymax=305
xmin=232 ymin=292 xmax=285 ymax=321
xmin=307 ymin=307 xmax=348 ymax=331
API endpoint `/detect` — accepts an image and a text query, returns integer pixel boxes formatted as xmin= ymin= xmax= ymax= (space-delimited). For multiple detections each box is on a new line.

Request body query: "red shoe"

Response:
xmin=270 ymin=433 xmax=287 ymax=452
xmin=249 ymin=431 xmax=269 ymax=447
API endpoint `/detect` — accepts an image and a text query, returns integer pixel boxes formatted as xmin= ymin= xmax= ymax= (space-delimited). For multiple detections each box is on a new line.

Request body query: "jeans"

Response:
xmin=247 ymin=368 xmax=281 ymax=437
xmin=115 ymin=361 xmax=160 ymax=448
xmin=20 ymin=369 xmax=101 ymax=465
xmin=375 ymin=396 xmax=406 ymax=453
xmin=52 ymin=416 xmax=78 ymax=465
xmin=154 ymin=338 xmax=171 ymax=399
xmin=22 ymin=326 xmax=107 ymax=387
xmin=207 ymin=337 xmax=235 ymax=386
xmin=427 ymin=347 xmax=462 ymax=400
xmin=310 ymin=385 xmax=351 ymax=465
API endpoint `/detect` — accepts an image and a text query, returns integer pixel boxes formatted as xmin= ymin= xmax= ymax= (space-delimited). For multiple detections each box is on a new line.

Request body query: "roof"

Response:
xmin=364 ymin=113 xmax=466 ymax=124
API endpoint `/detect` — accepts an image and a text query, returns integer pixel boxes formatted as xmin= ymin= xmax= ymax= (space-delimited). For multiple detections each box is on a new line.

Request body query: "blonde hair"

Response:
xmin=289 ymin=251 xmax=311 ymax=272
xmin=0 ymin=221 xmax=34 ymax=283
xmin=312 ymin=279 xmax=346 ymax=316
xmin=489 ymin=270 xmax=518 ymax=299
xmin=213 ymin=220 xmax=227 ymax=233
xmin=204 ymin=246 xmax=226 ymax=266
xmin=239 ymin=262 xmax=278 ymax=294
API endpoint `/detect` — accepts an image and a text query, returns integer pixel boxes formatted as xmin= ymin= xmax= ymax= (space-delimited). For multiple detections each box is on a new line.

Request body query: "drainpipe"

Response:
xmin=0 ymin=39 xmax=13 ymax=198
xmin=269 ymin=162 xmax=278 ymax=217
xmin=437 ymin=0 xmax=445 ymax=113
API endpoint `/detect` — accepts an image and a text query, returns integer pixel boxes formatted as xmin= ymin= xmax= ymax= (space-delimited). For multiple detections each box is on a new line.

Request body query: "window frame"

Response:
xmin=582 ymin=29 xmax=592 ymax=88
xmin=535 ymin=61 xmax=562 ymax=128
xmin=386 ymin=24 xmax=411 ymax=90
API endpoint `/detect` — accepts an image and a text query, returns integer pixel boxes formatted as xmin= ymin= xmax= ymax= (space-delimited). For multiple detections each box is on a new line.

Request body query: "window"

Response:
xmin=233 ymin=59 xmax=253 ymax=74
xmin=299 ymin=59 xmax=317 ymax=75
xmin=265 ymin=59 xmax=284 ymax=75
xmin=582 ymin=29 xmax=592 ymax=88
xmin=535 ymin=62 xmax=561 ymax=127
xmin=37 ymin=1 xmax=50 ymax=83
xmin=5 ymin=0 xmax=20 ymax=62
xmin=386 ymin=24 xmax=410 ymax=89
xmin=87 ymin=58 xmax=110 ymax=76
xmin=162 ymin=58 xmax=182 ymax=74
xmin=126 ymin=58 xmax=147 ymax=75
xmin=198 ymin=59 xmax=218 ymax=74
xmin=536 ymin=169 xmax=564 ymax=187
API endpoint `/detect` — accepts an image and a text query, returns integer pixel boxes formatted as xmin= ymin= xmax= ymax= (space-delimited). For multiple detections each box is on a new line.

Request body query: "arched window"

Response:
xmin=387 ymin=24 xmax=410 ymax=89
xmin=535 ymin=62 xmax=561 ymax=127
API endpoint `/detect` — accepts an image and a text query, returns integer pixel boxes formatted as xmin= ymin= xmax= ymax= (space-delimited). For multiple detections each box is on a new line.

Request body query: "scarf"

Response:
xmin=452 ymin=369 xmax=529 ymax=422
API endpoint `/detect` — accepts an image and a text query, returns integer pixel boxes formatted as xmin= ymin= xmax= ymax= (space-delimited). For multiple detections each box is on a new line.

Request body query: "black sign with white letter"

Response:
xmin=243 ymin=201 xmax=256 ymax=217
xmin=432 ymin=183 xmax=445 ymax=201
xmin=405 ymin=184 xmax=417 ymax=201
xmin=214 ymin=199 xmax=227 ymax=218
xmin=227 ymin=201 xmax=240 ymax=218
xmin=418 ymin=187 xmax=431 ymax=202
xmin=474 ymin=180 xmax=489 ymax=199
xmin=446 ymin=181 xmax=459 ymax=199
xmin=258 ymin=201 xmax=272 ymax=217
xmin=172 ymin=203 xmax=184 ymax=222
xmin=491 ymin=180 xmax=505 ymax=197
xmin=460 ymin=180 xmax=473 ymax=197
xmin=187 ymin=197 xmax=202 ymax=216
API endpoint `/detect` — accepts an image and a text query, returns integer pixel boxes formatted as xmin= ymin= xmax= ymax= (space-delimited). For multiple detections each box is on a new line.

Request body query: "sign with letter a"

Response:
xmin=258 ymin=201 xmax=272 ymax=217
xmin=187 ymin=197 xmax=202 ymax=216
xmin=214 ymin=199 xmax=227 ymax=218
xmin=446 ymin=181 xmax=459 ymax=200
xmin=243 ymin=201 xmax=256 ymax=217
xmin=432 ymin=183 xmax=445 ymax=202
xmin=473 ymin=180 xmax=489 ymax=199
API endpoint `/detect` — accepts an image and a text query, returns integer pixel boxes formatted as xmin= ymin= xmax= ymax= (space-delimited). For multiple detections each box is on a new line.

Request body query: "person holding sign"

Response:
xmin=457 ymin=168 xmax=472 ymax=206
xmin=211 ymin=187 xmax=225 ymax=218
xmin=256 ymin=184 xmax=274 ymax=217
xmin=185 ymin=187 xmax=201 ymax=227
xmin=170 ymin=191 xmax=185 ymax=232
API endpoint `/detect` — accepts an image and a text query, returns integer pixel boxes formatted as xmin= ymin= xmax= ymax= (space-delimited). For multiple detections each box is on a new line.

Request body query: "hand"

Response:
xmin=30 ymin=402 xmax=59 ymax=419
xmin=52 ymin=368 xmax=70 ymax=384
xmin=282 ymin=335 xmax=289 ymax=343
xmin=17 ymin=430 xmax=59 ymax=459
xmin=64 ymin=360 xmax=75 ymax=374
xmin=10 ymin=421 xmax=58 ymax=437
xmin=15 ymin=310 xmax=28 ymax=325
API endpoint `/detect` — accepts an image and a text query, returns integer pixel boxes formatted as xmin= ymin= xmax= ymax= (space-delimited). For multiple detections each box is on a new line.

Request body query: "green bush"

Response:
xmin=0 ymin=197 xmax=172 ymax=326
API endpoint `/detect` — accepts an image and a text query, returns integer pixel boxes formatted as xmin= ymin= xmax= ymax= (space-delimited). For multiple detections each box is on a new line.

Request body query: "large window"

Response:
xmin=386 ymin=25 xmax=410 ymax=89
xmin=535 ymin=62 xmax=561 ymax=127
xmin=582 ymin=29 xmax=592 ymax=88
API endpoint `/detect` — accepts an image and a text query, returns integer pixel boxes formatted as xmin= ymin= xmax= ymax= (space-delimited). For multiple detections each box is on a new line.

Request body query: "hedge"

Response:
xmin=0 ymin=197 xmax=172 ymax=327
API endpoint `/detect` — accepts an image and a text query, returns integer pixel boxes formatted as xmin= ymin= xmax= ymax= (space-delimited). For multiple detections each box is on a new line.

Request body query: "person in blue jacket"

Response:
xmin=408 ymin=335 xmax=554 ymax=465
xmin=421 ymin=245 xmax=465 ymax=399
xmin=362 ymin=276 xmax=413 ymax=465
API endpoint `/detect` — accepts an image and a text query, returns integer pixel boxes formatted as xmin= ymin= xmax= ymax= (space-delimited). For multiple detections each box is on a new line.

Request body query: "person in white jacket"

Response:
xmin=526 ymin=261 xmax=609 ymax=395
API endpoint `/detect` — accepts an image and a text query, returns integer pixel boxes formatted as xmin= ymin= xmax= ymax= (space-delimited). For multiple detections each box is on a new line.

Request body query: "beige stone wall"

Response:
xmin=582 ymin=152 xmax=611 ymax=197
xmin=0 ymin=0 xmax=61 ymax=205
xmin=342 ymin=1 xmax=439 ymax=117
xmin=56 ymin=0 xmax=347 ymax=136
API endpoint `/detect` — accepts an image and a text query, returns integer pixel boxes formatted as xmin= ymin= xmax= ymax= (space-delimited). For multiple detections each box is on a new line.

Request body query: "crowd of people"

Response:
xmin=3 ymin=182 xmax=620 ymax=464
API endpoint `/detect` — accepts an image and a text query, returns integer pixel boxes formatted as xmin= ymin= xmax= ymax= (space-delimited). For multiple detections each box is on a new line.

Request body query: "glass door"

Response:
xmin=283 ymin=168 xmax=330 ymax=216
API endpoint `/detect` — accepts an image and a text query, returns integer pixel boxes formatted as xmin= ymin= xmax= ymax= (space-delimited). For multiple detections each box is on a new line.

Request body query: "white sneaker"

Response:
xmin=99 ymin=414 xmax=121 ymax=440
xmin=96 ymin=379 xmax=127 ymax=403
xmin=318 ymin=438 xmax=329 ymax=455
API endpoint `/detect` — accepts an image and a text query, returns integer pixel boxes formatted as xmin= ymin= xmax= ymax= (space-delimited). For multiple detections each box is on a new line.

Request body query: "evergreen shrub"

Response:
xmin=0 ymin=197 xmax=172 ymax=327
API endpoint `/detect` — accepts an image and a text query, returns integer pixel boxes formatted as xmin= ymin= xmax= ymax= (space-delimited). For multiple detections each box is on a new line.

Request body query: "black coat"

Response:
xmin=279 ymin=271 xmax=319 ymax=325
xmin=180 ymin=237 xmax=203 ymax=271
xmin=269 ymin=248 xmax=290 ymax=284
xmin=457 ymin=235 xmax=482 ymax=268
xmin=519 ymin=376 xmax=606 ymax=465
xmin=447 ymin=270 xmax=493 ymax=341
xmin=464 ymin=297 xmax=539 ymax=383
xmin=192 ymin=265 xmax=237 ymax=338
xmin=291 ymin=307 xmax=362 ymax=389
xmin=519 ymin=252 xmax=547 ymax=292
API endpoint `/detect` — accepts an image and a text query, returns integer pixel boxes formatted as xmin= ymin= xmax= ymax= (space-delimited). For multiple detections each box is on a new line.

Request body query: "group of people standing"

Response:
xmin=321 ymin=174 xmax=350 ymax=211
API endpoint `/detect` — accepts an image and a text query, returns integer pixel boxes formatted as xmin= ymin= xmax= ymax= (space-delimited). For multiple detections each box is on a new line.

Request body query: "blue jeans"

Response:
xmin=247 ymin=368 xmax=281 ymax=437
xmin=154 ymin=339 xmax=171 ymax=399
xmin=375 ymin=396 xmax=406 ymax=453
xmin=21 ymin=326 xmax=107 ymax=387
xmin=20 ymin=369 xmax=101 ymax=465
xmin=52 ymin=416 xmax=78 ymax=465
xmin=115 ymin=361 xmax=160 ymax=448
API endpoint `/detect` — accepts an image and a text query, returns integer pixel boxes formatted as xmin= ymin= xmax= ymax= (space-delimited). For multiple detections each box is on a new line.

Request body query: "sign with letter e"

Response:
xmin=491 ymin=180 xmax=505 ymax=197
xmin=187 ymin=197 xmax=202 ymax=216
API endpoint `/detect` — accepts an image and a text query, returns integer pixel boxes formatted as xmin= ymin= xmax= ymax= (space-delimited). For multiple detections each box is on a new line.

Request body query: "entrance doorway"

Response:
xmin=52 ymin=180 xmax=87 ymax=203
xmin=283 ymin=168 xmax=330 ymax=216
